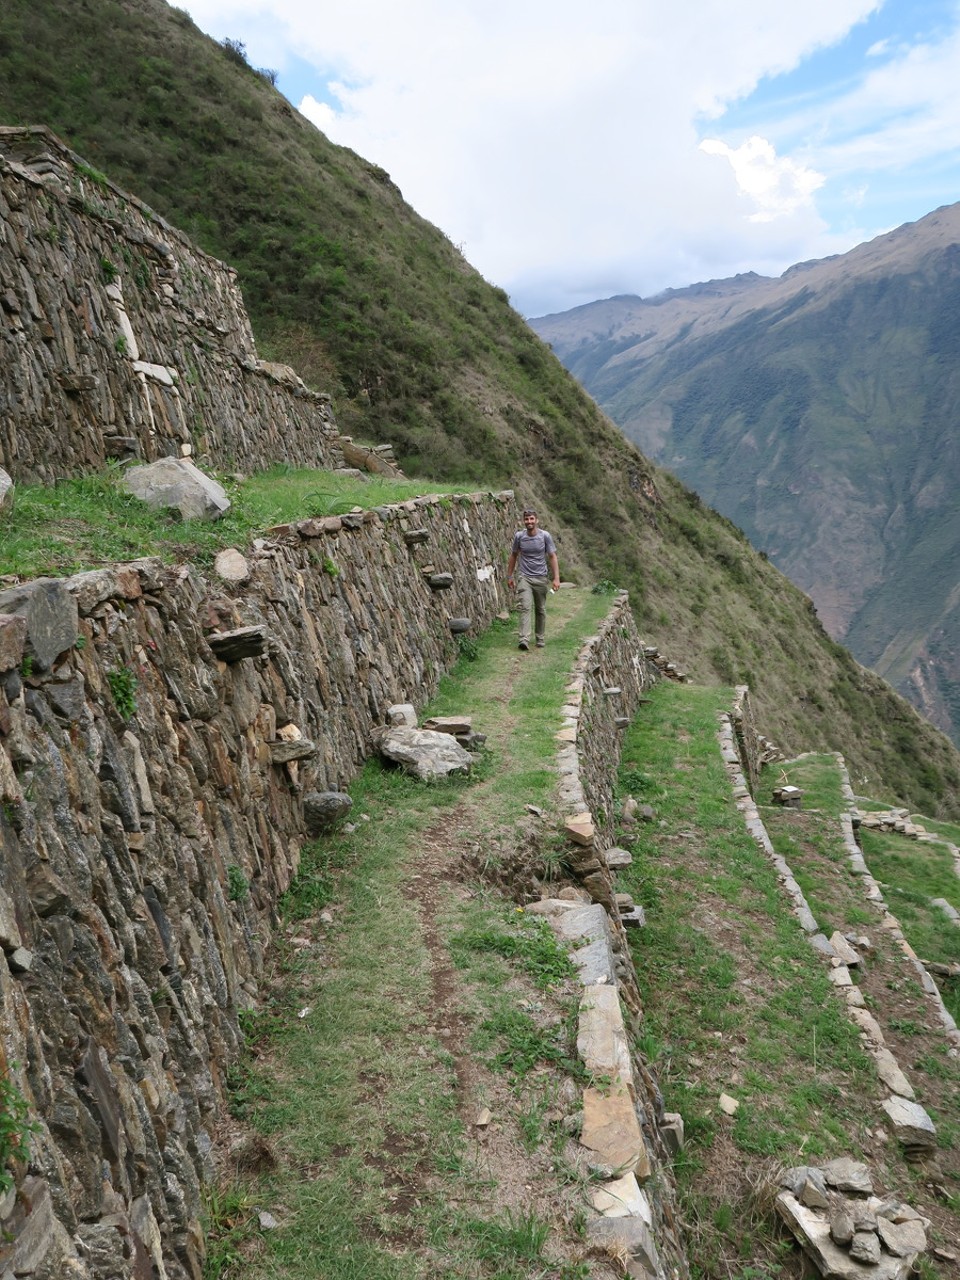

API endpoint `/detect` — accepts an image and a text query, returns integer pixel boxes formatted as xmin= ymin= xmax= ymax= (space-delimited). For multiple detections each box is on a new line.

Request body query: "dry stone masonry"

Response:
xmin=0 ymin=126 xmax=348 ymax=482
xmin=529 ymin=597 xmax=697 ymax=1280
xmin=0 ymin=491 xmax=514 ymax=1280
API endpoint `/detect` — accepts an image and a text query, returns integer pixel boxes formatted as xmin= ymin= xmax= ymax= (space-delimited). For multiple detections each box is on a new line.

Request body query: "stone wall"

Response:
xmin=0 ymin=492 xmax=512 ymax=1280
xmin=536 ymin=595 xmax=692 ymax=1280
xmin=0 ymin=126 xmax=344 ymax=482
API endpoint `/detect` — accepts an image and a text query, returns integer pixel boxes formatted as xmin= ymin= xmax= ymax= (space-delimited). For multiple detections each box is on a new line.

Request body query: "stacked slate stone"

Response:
xmin=776 ymin=1160 xmax=928 ymax=1278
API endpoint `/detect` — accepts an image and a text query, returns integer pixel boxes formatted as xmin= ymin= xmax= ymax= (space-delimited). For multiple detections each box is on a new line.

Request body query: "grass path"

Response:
xmin=208 ymin=586 xmax=620 ymax=1280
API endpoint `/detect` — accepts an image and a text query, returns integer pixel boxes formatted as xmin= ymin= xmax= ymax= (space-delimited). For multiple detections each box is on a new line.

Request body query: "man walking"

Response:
xmin=506 ymin=508 xmax=560 ymax=651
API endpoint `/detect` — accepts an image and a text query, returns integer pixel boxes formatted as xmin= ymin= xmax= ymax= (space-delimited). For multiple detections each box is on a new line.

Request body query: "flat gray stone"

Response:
xmin=873 ymin=1047 xmax=914 ymax=1098
xmin=829 ymin=931 xmax=861 ymax=966
xmin=605 ymin=846 xmax=633 ymax=869
xmin=577 ymin=984 xmax=633 ymax=1087
xmin=207 ymin=625 xmax=268 ymax=662
xmin=375 ymin=725 xmax=472 ymax=780
xmin=881 ymin=1096 xmax=937 ymax=1150
xmin=877 ymin=1215 xmax=927 ymax=1256
xmin=821 ymin=1158 xmax=874 ymax=1194
xmin=122 ymin=457 xmax=230 ymax=521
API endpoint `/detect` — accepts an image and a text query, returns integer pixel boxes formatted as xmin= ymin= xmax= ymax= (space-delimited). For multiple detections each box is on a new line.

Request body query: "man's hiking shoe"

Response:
xmin=536 ymin=641 xmax=545 ymax=648
xmin=518 ymin=641 xmax=529 ymax=650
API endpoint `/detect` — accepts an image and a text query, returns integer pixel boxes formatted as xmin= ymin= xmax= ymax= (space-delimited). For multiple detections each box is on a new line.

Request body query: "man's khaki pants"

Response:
xmin=517 ymin=575 xmax=549 ymax=646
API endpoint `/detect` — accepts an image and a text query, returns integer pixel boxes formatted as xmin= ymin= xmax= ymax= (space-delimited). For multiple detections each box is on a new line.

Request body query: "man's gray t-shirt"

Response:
xmin=511 ymin=528 xmax=556 ymax=579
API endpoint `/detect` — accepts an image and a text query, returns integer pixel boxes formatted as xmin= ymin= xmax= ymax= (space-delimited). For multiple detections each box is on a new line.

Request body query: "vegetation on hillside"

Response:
xmin=533 ymin=241 xmax=960 ymax=749
xmin=3 ymin=0 xmax=960 ymax=815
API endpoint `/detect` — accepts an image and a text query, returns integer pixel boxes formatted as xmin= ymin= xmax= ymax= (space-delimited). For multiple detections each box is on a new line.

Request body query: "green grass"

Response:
xmin=860 ymin=829 xmax=960 ymax=1013
xmin=450 ymin=910 xmax=576 ymax=990
xmin=766 ymin=752 xmax=847 ymax=813
xmin=0 ymin=465 xmax=457 ymax=577
xmin=616 ymin=682 xmax=876 ymax=1277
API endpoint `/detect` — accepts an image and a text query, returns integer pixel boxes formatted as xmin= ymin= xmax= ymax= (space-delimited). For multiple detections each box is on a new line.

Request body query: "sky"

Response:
xmin=178 ymin=0 xmax=960 ymax=317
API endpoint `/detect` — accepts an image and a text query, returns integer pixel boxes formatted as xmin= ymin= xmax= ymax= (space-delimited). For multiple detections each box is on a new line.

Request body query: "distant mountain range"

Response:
xmin=531 ymin=206 xmax=960 ymax=745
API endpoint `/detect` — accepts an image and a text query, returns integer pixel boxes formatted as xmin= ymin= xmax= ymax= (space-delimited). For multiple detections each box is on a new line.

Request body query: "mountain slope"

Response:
xmin=3 ymin=0 xmax=960 ymax=815
xmin=530 ymin=208 xmax=960 ymax=744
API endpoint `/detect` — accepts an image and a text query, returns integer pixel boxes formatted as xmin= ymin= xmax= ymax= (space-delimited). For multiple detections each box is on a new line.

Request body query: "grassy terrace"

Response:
xmin=0 ymin=466 xmax=459 ymax=578
xmin=615 ymin=687 xmax=878 ymax=1277
xmin=617 ymin=693 xmax=960 ymax=1277
xmin=760 ymin=753 xmax=960 ymax=1267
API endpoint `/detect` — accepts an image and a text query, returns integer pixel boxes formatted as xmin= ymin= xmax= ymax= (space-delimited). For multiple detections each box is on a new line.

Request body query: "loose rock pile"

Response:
xmin=776 ymin=1159 xmax=928 ymax=1278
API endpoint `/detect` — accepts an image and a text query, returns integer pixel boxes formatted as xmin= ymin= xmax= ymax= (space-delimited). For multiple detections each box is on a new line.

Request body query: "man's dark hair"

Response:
xmin=522 ymin=508 xmax=536 ymax=516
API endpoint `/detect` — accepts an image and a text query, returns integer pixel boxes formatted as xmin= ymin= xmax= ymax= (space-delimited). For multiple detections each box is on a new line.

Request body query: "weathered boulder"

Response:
xmin=881 ymin=1096 xmax=937 ymax=1154
xmin=0 ymin=466 xmax=12 ymax=515
xmin=303 ymin=791 xmax=353 ymax=835
xmin=374 ymin=725 xmax=473 ymax=780
xmin=122 ymin=458 xmax=231 ymax=521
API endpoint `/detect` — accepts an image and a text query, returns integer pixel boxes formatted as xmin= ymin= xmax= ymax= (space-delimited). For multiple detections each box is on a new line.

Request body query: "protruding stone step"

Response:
xmin=207 ymin=625 xmax=268 ymax=662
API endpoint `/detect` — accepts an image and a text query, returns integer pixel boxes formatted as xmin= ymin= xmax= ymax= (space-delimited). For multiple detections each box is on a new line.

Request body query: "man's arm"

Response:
xmin=548 ymin=552 xmax=559 ymax=591
xmin=506 ymin=550 xmax=518 ymax=586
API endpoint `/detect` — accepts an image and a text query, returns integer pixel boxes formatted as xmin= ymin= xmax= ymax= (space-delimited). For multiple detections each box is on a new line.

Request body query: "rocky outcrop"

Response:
xmin=0 ymin=490 xmax=512 ymax=1279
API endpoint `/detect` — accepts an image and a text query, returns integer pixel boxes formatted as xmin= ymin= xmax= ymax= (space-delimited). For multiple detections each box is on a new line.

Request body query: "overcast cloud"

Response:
xmin=179 ymin=1 xmax=960 ymax=316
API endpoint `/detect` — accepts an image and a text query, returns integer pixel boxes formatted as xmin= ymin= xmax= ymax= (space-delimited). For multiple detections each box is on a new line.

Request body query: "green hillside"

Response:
xmin=3 ymin=0 xmax=960 ymax=816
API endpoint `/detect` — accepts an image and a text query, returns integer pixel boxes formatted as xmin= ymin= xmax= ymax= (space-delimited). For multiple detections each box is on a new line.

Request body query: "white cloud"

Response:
xmin=178 ymin=1 xmax=960 ymax=315
xmin=699 ymin=136 xmax=825 ymax=222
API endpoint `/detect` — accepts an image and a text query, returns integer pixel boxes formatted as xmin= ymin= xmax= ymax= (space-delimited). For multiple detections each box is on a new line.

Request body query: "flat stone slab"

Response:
xmin=605 ymin=846 xmax=633 ymax=869
xmin=581 ymin=1086 xmax=650 ymax=1180
xmin=873 ymin=1048 xmax=914 ymax=1099
xmin=207 ymin=625 xmax=268 ymax=662
xmin=422 ymin=715 xmax=472 ymax=734
xmin=577 ymin=984 xmax=633 ymax=1089
xmin=590 ymin=1173 xmax=650 ymax=1220
xmin=830 ymin=931 xmax=861 ymax=966
xmin=821 ymin=1158 xmax=874 ymax=1194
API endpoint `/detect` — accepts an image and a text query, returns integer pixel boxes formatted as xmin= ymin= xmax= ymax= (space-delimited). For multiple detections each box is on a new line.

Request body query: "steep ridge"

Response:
xmin=4 ymin=0 xmax=960 ymax=813
xmin=529 ymin=207 xmax=960 ymax=747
